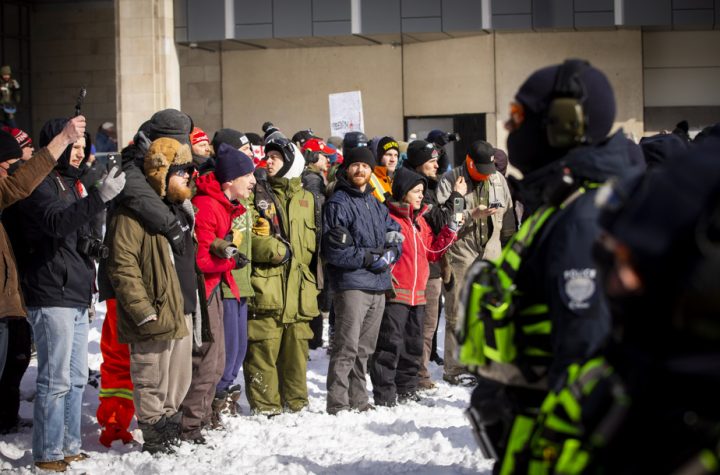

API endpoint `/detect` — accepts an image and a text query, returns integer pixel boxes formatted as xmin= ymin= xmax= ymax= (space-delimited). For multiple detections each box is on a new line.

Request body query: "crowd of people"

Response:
xmin=0 ymin=57 xmax=719 ymax=474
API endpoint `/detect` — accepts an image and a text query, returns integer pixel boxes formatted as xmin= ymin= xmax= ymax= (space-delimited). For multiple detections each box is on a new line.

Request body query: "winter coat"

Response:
xmin=421 ymin=176 xmax=464 ymax=280
xmin=370 ymin=166 xmax=392 ymax=202
xmin=514 ymin=130 xmax=639 ymax=386
xmin=98 ymin=142 xmax=180 ymax=301
xmin=192 ymin=172 xmax=245 ymax=300
xmin=7 ymin=120 xmax=106 ymax=309
xmin=249 ymin=175 xmax=320 ymax=323
xmin=436 ymin=167 xmax=513 ymax=266
xmin=106 ymin=205 xmax=190 ymax=344
xmin=0 ymin=148 xmax=56 ymax=319
xmin=386 ymin=200 xmax=457 ymax=306
xmin=221 ymin=197 xmax=254 ymax=299
xmin=321 ymin=174 xmax=401 ymax=292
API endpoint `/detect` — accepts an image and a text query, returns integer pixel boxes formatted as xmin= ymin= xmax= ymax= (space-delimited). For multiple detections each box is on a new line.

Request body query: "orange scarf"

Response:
xmin=466 ymin=155 xmax=491 ymax=182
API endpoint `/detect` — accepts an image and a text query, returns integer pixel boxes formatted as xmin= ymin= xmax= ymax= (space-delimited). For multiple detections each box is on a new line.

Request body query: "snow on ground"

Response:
xmin=0 ymin=302 xmax=493 ymax=474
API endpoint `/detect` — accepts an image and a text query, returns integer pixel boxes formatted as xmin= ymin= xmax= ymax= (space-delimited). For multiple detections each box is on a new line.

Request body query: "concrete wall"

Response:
xmin=31 ymin=1 xmax=116 ymax=139
xmin=220 ymin=44 xmax=404 ymax=139
xmin=402 ymin=35 xmax=496 ymax=117
xmin=178 ymin=45 xmax=223 ymax=135
xmin=643 ymin=30 xmax=720 ymax=133
xmin=493 ymin=30 xmax=644 ymax=149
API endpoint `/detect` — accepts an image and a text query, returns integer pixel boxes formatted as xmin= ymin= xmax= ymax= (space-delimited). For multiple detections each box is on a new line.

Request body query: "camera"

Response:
xmin=77 ymin=235 xmax=109 ymax=260
xmin=445 ymin=132 xmax=461 ymax=143
xmin=488 ymin=202 xmax=503 ymax=209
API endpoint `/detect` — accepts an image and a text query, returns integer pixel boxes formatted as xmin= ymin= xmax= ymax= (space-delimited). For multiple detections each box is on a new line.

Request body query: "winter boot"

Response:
xmin=180 ymin=428 xmax=206 ymax=445
xmin=210 ymin=393 xmax=227 ymax=430
xmin=398 ymin=391 xmax=422 ymax=404
xmin=139 ymin=416 xmax=173 ymax=455
xmin=164 ymin=411 xmax=183 ymax=446
xmin=34 ymin=460 xmax=68 ymax=472
xmin=226 ymin=385 xmax=242 ymax=416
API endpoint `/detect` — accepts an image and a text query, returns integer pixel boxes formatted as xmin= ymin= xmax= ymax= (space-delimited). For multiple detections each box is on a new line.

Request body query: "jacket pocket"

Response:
xmin=250 ymin=265 xmax=284 ymax=314
xmin=298 ymin=264 xmax=320 ymax=319
xmin=129 ymin=351 xmax=160 ymax=386
xmin=303 ymin=220 xmax=317 ymax=255
xmin=138 ymin=292 xmax=176 ymax=338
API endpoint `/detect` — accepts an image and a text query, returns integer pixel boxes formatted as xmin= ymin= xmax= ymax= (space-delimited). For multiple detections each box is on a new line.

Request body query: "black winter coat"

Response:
xmin=7 ymin=119 xmax=106 ymax=308
xmin=321 ymin=174 xmax=400 ymax=292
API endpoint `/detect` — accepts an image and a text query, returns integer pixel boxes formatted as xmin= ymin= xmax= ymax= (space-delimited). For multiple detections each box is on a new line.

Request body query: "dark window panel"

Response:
xmin=234 ymin=0 xmax=272 ymax=24
xmin=235 ymin=23 xmax=273 ymax=39
xmin=672 ymin=0 xmax=714 ymax=9
xmin=188 ymin=0 xmax=225 ymax=42
xmin=400 ymin=0 xmax=441 ymax=18
xmin=274 ymin=0 xmax=312 ymax=38
xmin=491 ymin=0 xmax=531 ymax=15
xmin=574 ymin=11 xmax=615 ymax=27
xmin=402 ymin=17 xmax=442 ymax=32
xmin=360 ymin=0 xmax=401 ymax=34
xmin=533 ymin=0 xmax=574 ymax=28
xmin=492 ymin=14 xmax=533 ymax=29
xmin=175 ymin=0 xmax=188 ymax=29
xmin=312 ymin=0 xmax=351 ymax=22
xmin=673 ymin=9 xmax=715 ymax=28
xmin=313 ymin=20 xmax=352 ymax=36
xmin=574 ymin=0 xmax=613 ymax=12
xmin=442 ymin=0 xmax=484 ymax=31
xmin=623 ymin=0 xmax=672 ymax=26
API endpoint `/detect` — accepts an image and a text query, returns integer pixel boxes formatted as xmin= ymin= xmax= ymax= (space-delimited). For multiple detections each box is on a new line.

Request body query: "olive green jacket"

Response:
xmin=107 ymin=205 xmax=190 ymax=344
xmin=249 ymin=176 xmax=320 ymax=323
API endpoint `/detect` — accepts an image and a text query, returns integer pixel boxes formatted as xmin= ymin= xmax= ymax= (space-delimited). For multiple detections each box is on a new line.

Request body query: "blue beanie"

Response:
xmin=215 ymin=142 xmax=254 ymax=183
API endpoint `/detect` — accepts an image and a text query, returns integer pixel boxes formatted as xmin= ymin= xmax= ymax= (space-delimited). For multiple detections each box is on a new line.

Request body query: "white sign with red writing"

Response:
xmin=329 ymin=91 xmax=364 ymax=137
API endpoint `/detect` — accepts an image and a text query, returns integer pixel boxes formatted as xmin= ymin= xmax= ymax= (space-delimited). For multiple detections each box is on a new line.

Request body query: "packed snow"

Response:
xmin=0 ymin=302 xmax=492 ymax=474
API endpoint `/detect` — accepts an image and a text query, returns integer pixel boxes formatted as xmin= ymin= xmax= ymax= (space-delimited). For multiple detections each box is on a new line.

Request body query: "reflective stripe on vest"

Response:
xmin=369 ymin=173 xmax=386 ymax=202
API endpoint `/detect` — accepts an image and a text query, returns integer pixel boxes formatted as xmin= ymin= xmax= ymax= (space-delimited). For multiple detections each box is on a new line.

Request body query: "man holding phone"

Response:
xmin=405 ymin=140 xmax=467 ymax=390
xmin=436 ymin=140 xmax=514 ymax=386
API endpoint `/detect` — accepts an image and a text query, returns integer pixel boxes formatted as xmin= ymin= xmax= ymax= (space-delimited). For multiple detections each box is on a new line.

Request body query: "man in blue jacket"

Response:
xmin=322 ymin=147 xmax=402 ymax=414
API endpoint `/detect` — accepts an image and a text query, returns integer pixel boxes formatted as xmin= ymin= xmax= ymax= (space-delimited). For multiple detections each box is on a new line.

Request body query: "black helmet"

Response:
xmin=342 ymin=131 xmax=369 ymax=155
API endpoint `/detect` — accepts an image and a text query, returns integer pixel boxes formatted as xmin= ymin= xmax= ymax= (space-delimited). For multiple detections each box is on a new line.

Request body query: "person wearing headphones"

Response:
xmin=457 ymin=59 xmax=642 ymax=466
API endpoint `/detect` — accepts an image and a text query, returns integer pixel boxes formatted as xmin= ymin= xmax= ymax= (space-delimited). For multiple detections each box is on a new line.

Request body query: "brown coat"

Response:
xmin=106 ymin=205 xmax=190 ymax=344
xmin=0 ymin=149 xmax=56 ymax=319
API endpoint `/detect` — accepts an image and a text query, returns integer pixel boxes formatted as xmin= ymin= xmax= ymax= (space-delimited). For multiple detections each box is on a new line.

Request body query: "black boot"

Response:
xmin=164 ymin=411 xmax=183 ymax=446
xmin=139 ymin=416 xmax=174 ymax=455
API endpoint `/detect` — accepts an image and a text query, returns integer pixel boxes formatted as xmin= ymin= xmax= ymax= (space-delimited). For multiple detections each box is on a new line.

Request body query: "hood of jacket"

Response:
xmin=39 ymin=119 xmax=91 ymax=177
xmin=194 ymin=172 xmax=246 ymax=216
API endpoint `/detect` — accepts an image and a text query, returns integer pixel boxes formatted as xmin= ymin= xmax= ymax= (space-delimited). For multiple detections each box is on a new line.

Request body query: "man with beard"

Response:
xmin=245 ymin=133 xmax=319 ymax=415
xmin=107 ymin=137 xmax=196 ymax=455
xmin=458 ymin=59 xmax=641 ymax=465
xmin=6 ymin=117 xmax=125 ymax=471
xmin=322 ymin=147 xmax=403 ymax=414
xmin=405 ymin=140 xmax=467 ymax=390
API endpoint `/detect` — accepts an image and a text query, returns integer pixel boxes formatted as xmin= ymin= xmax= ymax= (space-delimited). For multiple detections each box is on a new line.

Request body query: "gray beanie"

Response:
xmin=147 ymin=109 xmax=193 ymax=145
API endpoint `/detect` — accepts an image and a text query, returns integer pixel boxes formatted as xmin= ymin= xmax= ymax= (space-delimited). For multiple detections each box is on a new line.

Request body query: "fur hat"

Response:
xmin=144 ymin=137 xmax=193 ymax=197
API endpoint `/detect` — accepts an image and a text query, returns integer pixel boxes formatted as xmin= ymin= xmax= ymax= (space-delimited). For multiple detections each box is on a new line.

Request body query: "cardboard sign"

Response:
xmin=329 ymin=91 xmax=364 ymax=137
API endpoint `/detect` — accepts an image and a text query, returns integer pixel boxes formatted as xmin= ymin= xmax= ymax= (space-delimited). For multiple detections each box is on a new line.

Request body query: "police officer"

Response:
xmin=498 ymin=131 xmax=720 ymax=474
xmin=458 ymin=59 xmax=641 ymax=463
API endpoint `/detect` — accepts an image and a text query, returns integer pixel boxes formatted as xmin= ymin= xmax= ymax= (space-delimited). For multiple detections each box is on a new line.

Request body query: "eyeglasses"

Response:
xmin=172 ymin=169 xmax=191 ymax=178
xmin=504 ymin=102 xmax=525 ymax=133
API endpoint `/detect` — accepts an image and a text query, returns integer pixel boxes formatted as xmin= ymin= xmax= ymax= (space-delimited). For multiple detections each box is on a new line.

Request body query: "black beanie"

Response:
xmin=342 ymin=131 xmax=369 ymax=155
xmin=264 ymin=137 xmax=295 ymax=177
xmin=344 ymin=146 xmax=376 ymax=169
xmin=376 ymin=136 xmax=399 ymax=161
xmin=515 ymin=60 xmax=616 ymax=146
xmin=215 ymin=143 xmax=254 ymax=183
xmin=405 ymin=140 xmax=438 ymax=169
xmin=392 ymin=166 xmax=427 ymax=201
xmin=213 ymin=128 xmax=249 ymax=151
xmin=0 ymin=129 xmax=21 ymax=163
xmin=147 ymin=109 xmax=193 ymax=145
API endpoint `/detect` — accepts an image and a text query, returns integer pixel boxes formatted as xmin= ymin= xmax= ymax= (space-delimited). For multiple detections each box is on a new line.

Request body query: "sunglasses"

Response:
xmin=504 ymin=102 xmax=525 ymax=133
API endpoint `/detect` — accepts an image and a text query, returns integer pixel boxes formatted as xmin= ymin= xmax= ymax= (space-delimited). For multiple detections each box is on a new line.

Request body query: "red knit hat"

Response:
xmin=1 ymin=126 xmax=32 ymax=148
xmin=190 ymin=127 xmax=210 ymax=146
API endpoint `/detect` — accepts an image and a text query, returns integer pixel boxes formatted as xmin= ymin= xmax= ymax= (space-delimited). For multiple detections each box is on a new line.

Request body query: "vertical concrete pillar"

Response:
xmin=115 ymin=0 xmax=181 ymax=146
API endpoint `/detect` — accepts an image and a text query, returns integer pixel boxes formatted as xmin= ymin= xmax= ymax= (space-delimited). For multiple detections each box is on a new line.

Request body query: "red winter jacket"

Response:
xmin=192 ymin=173 xmax=246 ymax=299
xmin=387 ymin=200 xmax=457 ymax=306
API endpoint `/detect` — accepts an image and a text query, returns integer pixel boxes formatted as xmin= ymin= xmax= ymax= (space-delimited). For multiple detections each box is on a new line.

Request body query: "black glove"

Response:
xmin=234 ymin=252 xmax=250 ymax=269
xmin=166 ymin=220 xmax=186 ymax=255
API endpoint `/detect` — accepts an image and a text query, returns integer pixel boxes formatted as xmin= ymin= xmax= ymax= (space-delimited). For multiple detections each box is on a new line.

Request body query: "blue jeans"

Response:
xmin=26 ymin=307 xmax=88 ymax=462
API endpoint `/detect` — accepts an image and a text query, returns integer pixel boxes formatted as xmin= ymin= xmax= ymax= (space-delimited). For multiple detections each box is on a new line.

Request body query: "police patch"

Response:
xmin=563 ymin=268 xmax=596 ymax=310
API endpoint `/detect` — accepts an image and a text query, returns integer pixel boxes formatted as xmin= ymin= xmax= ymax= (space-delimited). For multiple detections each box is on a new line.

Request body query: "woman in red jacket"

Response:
xmin=370 ymin=167 xmax=458 ymax=406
